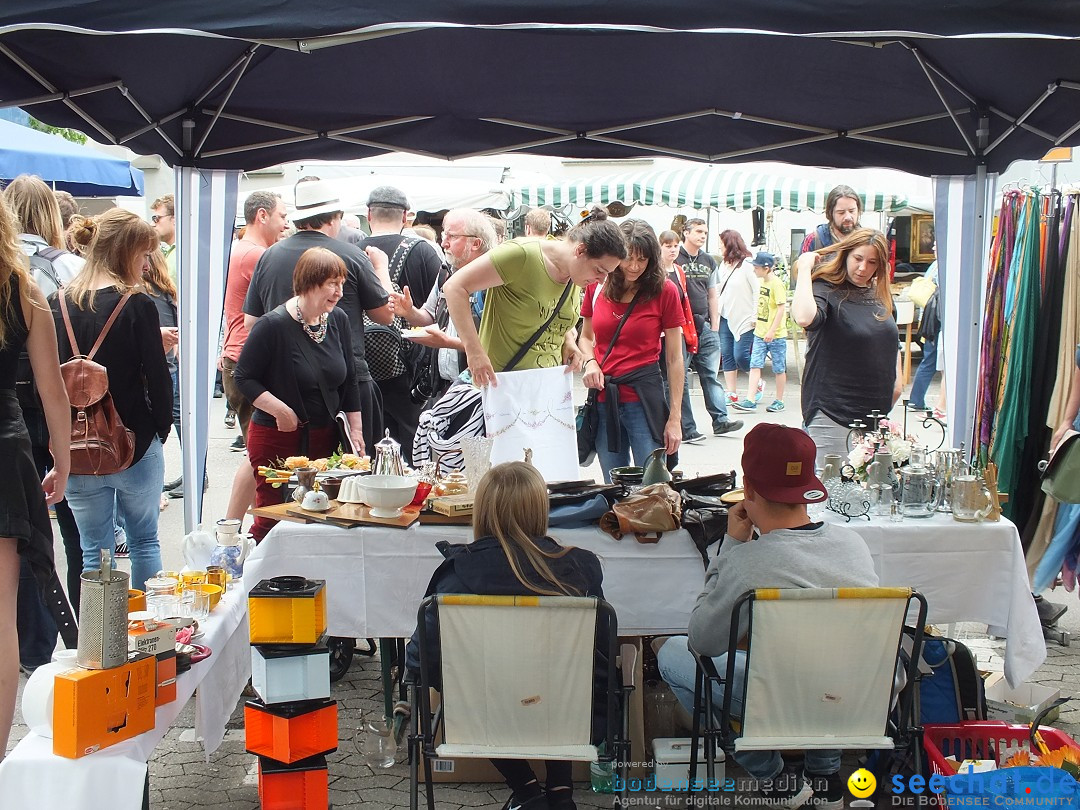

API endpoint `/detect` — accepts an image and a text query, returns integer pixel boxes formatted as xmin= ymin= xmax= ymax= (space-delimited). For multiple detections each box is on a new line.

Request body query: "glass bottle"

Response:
xmin=355 ymin=715 xmax=397 ymax=768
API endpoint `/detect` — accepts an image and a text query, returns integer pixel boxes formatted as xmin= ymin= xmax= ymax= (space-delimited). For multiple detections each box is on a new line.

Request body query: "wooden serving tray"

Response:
xmin=287 ymin=502 xmax=420 ymax=529
xmin=252 ymin=500 xmax=469 ymax=527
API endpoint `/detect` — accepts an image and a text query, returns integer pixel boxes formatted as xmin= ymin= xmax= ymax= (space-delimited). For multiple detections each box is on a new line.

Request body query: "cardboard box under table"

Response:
xmin=248 ymin=576 xmax=327 ymax=645
xmin=983 ymin=674 xmax=1061 ymax=724
xmin=52 ymin=652 xmax=157 ymax=758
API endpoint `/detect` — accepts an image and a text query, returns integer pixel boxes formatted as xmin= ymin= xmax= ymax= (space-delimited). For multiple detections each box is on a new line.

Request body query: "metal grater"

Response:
xmin=77 ymin=549 xmax=130 ymax=669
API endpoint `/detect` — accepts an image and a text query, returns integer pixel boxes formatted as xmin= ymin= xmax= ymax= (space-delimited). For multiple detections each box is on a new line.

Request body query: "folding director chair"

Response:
xmin=689 ymin=587 xmax=928 ymax=788
xmin=408 ymin=594 xmax=634 ymax=810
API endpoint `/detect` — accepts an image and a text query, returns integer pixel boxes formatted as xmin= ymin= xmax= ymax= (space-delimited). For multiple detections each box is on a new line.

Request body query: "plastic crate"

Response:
xmin=923 ymin=721 xmax=1080 ymax=806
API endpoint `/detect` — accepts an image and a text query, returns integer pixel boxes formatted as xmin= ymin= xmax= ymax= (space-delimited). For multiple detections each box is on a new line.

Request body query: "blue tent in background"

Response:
xmin=0 ymin=118 xmax=143 ymax=196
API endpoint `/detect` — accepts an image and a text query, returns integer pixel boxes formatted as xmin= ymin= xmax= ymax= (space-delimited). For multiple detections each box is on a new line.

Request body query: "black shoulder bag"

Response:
xmin=501 ymin=280 xmax=575 ymax=373
xmin=576 ymin=288 xmax=643 ymax=465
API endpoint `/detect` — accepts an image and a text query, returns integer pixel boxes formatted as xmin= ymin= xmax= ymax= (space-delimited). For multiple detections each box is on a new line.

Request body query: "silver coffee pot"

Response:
xmin=373 ymin=429 xmax=406 ymax=477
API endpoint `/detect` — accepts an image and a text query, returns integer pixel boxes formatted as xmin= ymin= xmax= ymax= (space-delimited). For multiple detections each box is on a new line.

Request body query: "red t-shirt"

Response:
xmin=581 ymin=279 xmax=685 ymax=402
xmin=222 ymin=238 xmax=266 ymax=362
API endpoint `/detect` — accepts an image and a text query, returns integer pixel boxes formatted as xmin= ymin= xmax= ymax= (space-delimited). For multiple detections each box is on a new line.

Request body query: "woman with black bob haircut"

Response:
xmin=407 ymin=461 xmax=604 ymax=810
xmin=579 ymin=219 xmax=686 ymax=481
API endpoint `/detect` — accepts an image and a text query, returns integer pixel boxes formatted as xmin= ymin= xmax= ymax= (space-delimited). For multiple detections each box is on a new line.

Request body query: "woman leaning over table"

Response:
xmin=233 ymin=247 xmax=364 ymax=542
xmin=579 ymin=219 xmax=685 ymax=482
xmin=791 ymin=227 xmax=902 ymax=467
xmin=0 ymin=193 xmax=70 ymax=757
xmin=52 ymin=210 xmax=173 ymax=592
xmin=442 ymin=206 xmax=627 ymax=387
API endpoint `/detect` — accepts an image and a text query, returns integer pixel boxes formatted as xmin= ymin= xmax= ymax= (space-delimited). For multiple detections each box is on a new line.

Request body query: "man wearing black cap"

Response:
xmin=359 ymin=185 xmax=444 ymax=463
xmin=656 ymin=424 xmax=878 ymax=809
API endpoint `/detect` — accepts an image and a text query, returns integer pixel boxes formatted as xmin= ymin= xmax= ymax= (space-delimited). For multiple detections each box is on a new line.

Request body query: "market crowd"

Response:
xmin=2 ymin=176 xmax=913 ymax=808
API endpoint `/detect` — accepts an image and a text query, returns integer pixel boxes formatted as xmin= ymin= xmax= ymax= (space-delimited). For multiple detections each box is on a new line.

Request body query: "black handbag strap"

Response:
xmin=597 ymin=287 xmax=645 ymax=369
xmin=502 ymin=280 xmax=575 ymax=373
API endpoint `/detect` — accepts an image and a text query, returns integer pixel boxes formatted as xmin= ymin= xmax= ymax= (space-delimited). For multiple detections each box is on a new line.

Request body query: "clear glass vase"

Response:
xmin=355 ymin=716 xmax=397 ymax=769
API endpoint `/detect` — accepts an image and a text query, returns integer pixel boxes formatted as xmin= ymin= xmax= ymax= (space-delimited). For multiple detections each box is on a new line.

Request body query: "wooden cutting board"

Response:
xmin=287 ymin=502 xmax=420 ymax=529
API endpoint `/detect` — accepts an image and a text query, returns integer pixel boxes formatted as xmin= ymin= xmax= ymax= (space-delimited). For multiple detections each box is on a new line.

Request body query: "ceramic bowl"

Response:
xmin=188 ymin=583 xmax=223 ymax=611
xmin=357 ymin=474 xmax=418 ymax=518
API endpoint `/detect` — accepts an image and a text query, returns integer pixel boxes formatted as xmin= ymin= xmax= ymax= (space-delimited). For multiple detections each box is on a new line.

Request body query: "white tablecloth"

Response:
xmin=243 ymin=513 xmax=1044 ymax=686
xmin=0 ymin=582 xmax=251 ymax=810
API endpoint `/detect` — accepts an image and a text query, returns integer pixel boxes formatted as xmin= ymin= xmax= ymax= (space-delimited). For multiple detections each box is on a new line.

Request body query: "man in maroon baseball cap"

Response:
xmin=655 ymin=423 xmax=878 ymax=809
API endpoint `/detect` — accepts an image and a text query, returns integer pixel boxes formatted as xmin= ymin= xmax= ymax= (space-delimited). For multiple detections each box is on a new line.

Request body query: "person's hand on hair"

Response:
xmin=726 ymin=501 xmax=754 ymax=543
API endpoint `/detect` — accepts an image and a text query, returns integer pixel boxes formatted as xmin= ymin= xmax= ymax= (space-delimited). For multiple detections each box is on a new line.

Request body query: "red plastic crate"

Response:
xmin=925 ymin=721 xmax=1080 ymax=775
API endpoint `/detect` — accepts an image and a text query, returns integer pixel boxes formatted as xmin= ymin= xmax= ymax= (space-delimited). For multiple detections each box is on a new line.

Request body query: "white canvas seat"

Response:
xmin=689 ymin=587 xmax=927 ymax=785
xmin=409 ymin=594 xmax=632 ymax=810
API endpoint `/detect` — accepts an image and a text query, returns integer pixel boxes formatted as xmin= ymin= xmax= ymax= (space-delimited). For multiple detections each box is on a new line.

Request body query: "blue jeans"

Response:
xmin=687 ymin=327 xmax=730 ymax=430
xmin=719 ymin=318 xmax=754 ymax=373
xmin=908 ymin=336 xmax=938 ymax=409
xmin=170 ymin=368 xmax=182 ymax=443
xmin=596 ymin=400 xmax=662 ymax=483
xmin=17 ymin=557 xmax=56 ymax=668
xmin=657 ymin=636 xmax=841 ymax=780
xmin=67 ymin=438 xmax=165 ymax=590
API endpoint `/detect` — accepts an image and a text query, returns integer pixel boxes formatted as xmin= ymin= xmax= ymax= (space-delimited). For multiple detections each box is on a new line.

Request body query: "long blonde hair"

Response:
xmin=810 ymin=227 xmax=892 ymax=319
xmin=0 ymin=195 xmax=33 ymax=349
xmin=3 ymin=174 xmax=65 ymax=249
xmin=471 ymin=461 xmax=581 ymax=596
xmin=67 ymin=209 xmax=157 ymax=310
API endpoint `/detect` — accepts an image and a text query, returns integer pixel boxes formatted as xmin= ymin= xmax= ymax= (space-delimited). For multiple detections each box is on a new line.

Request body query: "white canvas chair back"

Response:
xmin=737 ymin=587 xmax=910 ymax=752
xmin=436 ymin=594 xmax=599 ymax=761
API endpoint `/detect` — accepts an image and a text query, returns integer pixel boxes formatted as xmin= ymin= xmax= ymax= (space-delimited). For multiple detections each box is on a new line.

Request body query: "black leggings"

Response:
xmin=490 ymin=759 xmax=573 ymax=796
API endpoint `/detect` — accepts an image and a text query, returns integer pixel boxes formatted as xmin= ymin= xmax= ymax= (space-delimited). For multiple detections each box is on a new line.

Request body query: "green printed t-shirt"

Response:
xmin=754 ymin=275 xmax=788 ymax=339
xmin=480 ymin=239 xmax=581 ymax=372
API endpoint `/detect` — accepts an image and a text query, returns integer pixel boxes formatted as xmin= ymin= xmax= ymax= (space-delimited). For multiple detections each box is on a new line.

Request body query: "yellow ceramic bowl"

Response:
xmin=128 ymin=589 xmax=146 ymax=612
xmin=188 ymin=583 xmax=223 ymax=611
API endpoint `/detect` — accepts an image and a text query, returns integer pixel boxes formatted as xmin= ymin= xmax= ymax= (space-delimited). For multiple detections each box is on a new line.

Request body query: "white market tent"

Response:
xmin=514 ymin=162 xmax=931 ymax=213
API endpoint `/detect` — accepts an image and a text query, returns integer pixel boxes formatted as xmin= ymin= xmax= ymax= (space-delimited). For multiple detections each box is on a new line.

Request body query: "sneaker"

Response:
xmin=164 ymin=476 xmax=183 ymax=492
xmin=906 ymin=401 xmax=929 ymax=411
xmin=683 ymin=432 xmax=708 ymax=445
xmin=754 ymin=379 xmax=765 ymax=403
xmin=766 ymin=399 xmax=785 ymax=413
xmin=727 ymin=392 xmax=739 ymax=406
xmin=224 ymin=408 xmax=237 ymax=429
xmin=805 ymin=772 xmax=844 ymax=810
xmin=713 ymin=419 xmax=744 ymax=436
xmin=759 ymin=769 xmax=813 ymax=810
xmin=230 ymin=435 xmax=246 ymax=452
xmin=114 ymin=541 xmax=130 ymax=558
xmin=932 ymin=408 xmax=948 ymax=423
xmin=732 ymin=399 xmax=758 ymax=412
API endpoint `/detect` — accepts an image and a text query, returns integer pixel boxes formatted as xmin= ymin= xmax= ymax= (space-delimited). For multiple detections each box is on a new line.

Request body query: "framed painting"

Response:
xmin=910 ymin=214 xmax=936 ymax=263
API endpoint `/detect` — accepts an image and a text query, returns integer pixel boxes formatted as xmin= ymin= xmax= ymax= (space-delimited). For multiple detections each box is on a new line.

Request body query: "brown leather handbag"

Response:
xmin=600 ymin=483 xmax=683 ymax=543
xmin=58 ymin=292 xmax=136 ymax=475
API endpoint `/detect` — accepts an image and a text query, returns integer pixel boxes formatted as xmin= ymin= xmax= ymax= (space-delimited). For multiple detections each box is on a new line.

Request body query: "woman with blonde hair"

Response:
xmin=792 ymin=227 xmax=901 ymax=465
xmin=3 ymin=174 xmax=85 ymax=295
xmin=51 ymin=209 xmax=173 ymax=590
xmin=407 ymin=461 xmax=604 ymax=810
xmin=0 ymin=193 xmax=71 ymax=756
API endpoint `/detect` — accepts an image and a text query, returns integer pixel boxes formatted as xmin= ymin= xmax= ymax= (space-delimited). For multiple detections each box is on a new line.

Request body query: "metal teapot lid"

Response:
xmin=375 ymin=429 xmax=400 ymax=456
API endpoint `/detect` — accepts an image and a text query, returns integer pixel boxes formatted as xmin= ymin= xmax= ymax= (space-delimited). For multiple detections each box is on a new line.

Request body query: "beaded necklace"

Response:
xmin=292 ymin=298 xmax=328 ymax=343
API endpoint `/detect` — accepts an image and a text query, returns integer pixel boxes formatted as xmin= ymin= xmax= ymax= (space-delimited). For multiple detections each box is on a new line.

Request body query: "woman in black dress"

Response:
xmin=0 ymin=194 xmax=70 ymax=756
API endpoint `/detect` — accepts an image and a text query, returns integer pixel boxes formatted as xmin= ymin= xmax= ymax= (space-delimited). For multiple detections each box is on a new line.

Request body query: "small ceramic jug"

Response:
xmin=641 ymin=447 xmax=673 ymax=486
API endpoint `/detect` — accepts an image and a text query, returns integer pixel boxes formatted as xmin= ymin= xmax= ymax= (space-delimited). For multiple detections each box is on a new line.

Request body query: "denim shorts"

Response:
xmin=750 ymin=336 xmax=787 ymax=374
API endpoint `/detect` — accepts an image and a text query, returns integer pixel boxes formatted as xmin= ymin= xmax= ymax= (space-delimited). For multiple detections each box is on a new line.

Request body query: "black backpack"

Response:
xmin=902 ymin=630 xmax=987 ymax=724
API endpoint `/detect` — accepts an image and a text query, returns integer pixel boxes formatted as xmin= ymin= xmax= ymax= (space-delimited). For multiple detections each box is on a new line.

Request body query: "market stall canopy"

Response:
xmin=1 ymin=2 xmax=1079 ymax=174
xmin=245 ymin=173 xmax=509 ymax=222
xmin=515 ymin=163 xmax=928 ymax=213
xmin=0 ymin=118 xmax=144 ymax=196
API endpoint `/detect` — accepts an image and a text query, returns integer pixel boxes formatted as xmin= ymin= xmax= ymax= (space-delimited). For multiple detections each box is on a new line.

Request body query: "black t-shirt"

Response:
xmin=801 ymin=279 xmax=898 ymax=427
xmin=50 ymin=288 xmax=173 ymax=463
xmin=233 ymin=305 xmax=361 ymax=428
xmin=677 ymin=245 xmax=718 ymax=327
xmin=360 ymin=234 xmax=441 ymax=306
xmin=242 ymin=230 xmax=389 ymax=381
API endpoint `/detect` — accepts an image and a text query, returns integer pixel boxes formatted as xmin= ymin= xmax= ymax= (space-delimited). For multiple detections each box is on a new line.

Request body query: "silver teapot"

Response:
xmin=373 ymin=429 xmax=406 ymax=477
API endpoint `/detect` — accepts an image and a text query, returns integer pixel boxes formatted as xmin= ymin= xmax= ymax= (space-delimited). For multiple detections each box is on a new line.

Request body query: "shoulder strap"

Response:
xmin=597 ymin=287 xmax=645 ymax=368
xmin=59 ymin=291 xmax=131 ymax=360
xmin=502 ymin=281 xmax=574 ymax=373
xmin=387 ymin=236 xmax=420 ymax=287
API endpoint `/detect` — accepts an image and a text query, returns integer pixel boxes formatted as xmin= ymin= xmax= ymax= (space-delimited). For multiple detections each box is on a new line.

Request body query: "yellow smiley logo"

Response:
xmin=847 ymin=768 xmax=877 ymax=799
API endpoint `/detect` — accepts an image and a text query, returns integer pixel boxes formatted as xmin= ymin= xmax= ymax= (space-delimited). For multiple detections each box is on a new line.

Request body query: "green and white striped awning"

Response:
xmin=515 ymin=166 xmax=909 ymax=213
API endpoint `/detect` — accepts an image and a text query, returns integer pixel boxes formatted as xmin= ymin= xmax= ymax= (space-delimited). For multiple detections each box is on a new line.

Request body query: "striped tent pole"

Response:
xmin=933 ymin=171 xmax=998 ymax=455
xmin=176 ymin=166 xmax=241 ymax=532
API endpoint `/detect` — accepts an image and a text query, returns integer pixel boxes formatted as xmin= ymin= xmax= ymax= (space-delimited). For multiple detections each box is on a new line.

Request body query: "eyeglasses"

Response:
xmin=151 ymin=214 xmax=172 ymax=224
xmin=443 ymin=232 xmax=479 ymax=241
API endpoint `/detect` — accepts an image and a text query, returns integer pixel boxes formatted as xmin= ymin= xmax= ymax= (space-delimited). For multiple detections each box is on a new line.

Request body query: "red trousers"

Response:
xmin=246 ymin=421 xmax=338 ymax=541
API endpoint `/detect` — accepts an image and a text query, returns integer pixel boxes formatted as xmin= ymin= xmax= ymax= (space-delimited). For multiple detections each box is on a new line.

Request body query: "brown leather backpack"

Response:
xmin=58 ymin=292 xmax=136 ymax=475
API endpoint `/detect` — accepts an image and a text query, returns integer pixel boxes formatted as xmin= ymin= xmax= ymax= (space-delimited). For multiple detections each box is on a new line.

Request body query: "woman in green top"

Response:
xmin=443 ymin=207 xmax=627 ymax=387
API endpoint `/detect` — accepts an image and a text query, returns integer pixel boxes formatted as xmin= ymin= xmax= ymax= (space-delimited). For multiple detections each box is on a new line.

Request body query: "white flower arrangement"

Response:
xmin=846 ymin=418 xmax=918 ymax=480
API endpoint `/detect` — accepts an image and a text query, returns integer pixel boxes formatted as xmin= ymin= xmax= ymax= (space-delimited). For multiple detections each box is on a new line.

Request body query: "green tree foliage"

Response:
xmin=28 ymin=117 xmax=87 ymax=145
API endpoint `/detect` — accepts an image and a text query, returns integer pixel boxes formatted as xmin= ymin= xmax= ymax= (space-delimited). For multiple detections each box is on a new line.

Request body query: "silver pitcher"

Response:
xmin=373 ymin=429 xmax=405 ymax=477
xmin=77 ymin=549 xmax=129 ymax=669
xmin=932 ymin=448 xmax=965 ymax=513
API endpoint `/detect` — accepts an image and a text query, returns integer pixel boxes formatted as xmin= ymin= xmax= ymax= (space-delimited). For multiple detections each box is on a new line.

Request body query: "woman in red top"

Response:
xmin=579 ymin=220 xmax=685 ymax=482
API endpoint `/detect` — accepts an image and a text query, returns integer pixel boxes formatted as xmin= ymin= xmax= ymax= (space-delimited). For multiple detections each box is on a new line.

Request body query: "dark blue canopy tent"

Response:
xmin=1 ymin=0 xmax=1077 ymax=525
xmin=0 ymin=118 xmax=143 ymax=196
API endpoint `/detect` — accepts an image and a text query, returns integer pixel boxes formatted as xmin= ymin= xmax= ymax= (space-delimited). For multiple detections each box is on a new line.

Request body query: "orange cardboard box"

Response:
xmin=155 ymin=650 xmax=177 ymax=707
xmin=53 ymin=652 xmax=157 ymax=758
xmin=245 ymin=698 xmax=337 ymax=764
xmin=128 ymin=617 xmax=176 ymax=656
xmin=258 ymin=754 xmax=328 ymax=810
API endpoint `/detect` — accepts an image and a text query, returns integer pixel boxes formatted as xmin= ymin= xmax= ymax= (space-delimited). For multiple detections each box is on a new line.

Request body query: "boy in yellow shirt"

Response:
xmin=733 ymin=252 xmax=787 ymax=413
